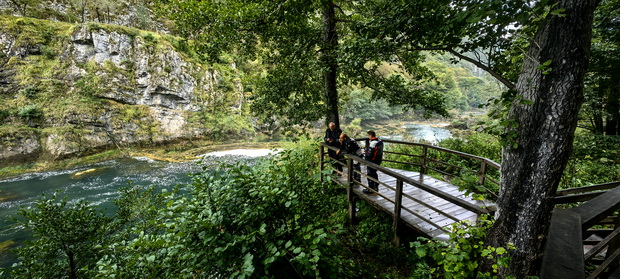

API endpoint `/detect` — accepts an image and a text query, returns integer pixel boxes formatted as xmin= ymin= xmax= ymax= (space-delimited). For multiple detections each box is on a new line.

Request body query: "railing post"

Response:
xmin=420 ymin=146 xmax=428 ymax=176
xmin=347 ymin=157 xmax=357 ymax=223
xmin=478 ymin=161 xmax=487 ymax=185
xmin=608 ymin=212 xmax=620 ymax=269
xmin=320 ymin=144 xmax=325 ymax=183
xmin=392 ymin=179 xmax=404 ymax=246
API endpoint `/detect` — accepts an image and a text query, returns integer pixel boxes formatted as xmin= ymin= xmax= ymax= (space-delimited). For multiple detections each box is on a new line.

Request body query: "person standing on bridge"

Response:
xmin=336 ymin=133 xmax=362 ymax=183
xmin=324 ymin=122 xmax=342 ymax=174
xmin=364 ymin=130 xmax=383 ymax=194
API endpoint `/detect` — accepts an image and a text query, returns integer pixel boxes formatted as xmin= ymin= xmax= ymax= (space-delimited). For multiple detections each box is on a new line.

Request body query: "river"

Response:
xmin=0 ymin=149 xmax=277 ymax=267
xmin=384 ymin=122 xmax=452 ymax=143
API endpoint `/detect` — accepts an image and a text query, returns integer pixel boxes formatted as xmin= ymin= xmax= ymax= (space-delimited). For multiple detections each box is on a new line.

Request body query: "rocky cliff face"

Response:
xmin=0 ymin=17 xmax=249 ymax=166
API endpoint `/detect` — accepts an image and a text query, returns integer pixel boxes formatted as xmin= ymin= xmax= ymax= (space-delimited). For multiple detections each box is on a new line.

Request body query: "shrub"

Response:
xmin=142 ymin=32 xmax=156 ymax=44
xmin=3 ymin=194 xmax=112 ymax=279
xmin=39 ymin=45 xmax=56 ymax=59
xmin=19 ymin=86 xmax=40 ymax=99
xmin=561 ymin=133 xmax=620 ymax=188
xmin=17 ymin=104 xmax=42 ymax=121
xmin=0 ymin=109 xmax=11 ymax=123
xmin=95 ymin=143 xmax=349 ymax=278
xmin=411 ymin=215 xmax=515 ymax=279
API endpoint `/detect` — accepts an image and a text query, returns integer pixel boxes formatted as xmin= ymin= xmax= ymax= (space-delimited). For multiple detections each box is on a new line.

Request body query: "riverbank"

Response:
xmin=0 ymin=139 xmax=282 ymax=180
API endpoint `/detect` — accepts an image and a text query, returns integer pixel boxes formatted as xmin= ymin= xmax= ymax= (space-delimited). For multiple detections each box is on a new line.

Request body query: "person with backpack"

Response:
xmin=336 ymin=133 xmax=362 ymax=183
xmin=363 ymin=130 xmax=383 ymax=194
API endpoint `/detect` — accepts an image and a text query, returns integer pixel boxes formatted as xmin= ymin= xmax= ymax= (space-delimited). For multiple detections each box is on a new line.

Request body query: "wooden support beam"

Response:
xmin=347 ymin=158 xmax=357 ymax=224
xmin=420 ymin=145 xmax=428 ymax=176
xmin=319 ymin=144 xmax=324 ymax=183
xmin=392 ymin=179 xmax=404 ymax=246
xmin=540 ymin=209 xmax=584 ymax=279
xmin=478 ymin=161 xmax=487 ymax=185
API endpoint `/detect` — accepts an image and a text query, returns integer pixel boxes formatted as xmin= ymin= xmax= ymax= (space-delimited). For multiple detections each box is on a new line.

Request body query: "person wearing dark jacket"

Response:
xmin=336 ymin=133 xmax=362 ymax=182
xmin=324 ymin=122 xmax=342 ymax=174
xmin=363 ymin=130 xmax=384 ymax=194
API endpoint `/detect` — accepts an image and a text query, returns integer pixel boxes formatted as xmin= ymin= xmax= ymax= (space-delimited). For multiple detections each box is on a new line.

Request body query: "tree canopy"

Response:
xmin=155 ymin=0 xmax=455 ymax=128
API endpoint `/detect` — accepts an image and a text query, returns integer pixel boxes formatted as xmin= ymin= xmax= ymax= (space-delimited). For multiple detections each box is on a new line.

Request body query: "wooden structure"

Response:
xmin=541 ymin=181 xmax=620 ymax=278
xmin=320 ymin=138 xmax=620 ymax=277
xmin=319 ymin=138 xmax=499 ymax=243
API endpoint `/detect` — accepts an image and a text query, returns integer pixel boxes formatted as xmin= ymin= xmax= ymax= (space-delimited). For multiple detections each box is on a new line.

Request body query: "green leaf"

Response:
xmin=549 ymin=9 xmax=566 ymax=17
xmin=416 ymin=247 xmax=427 ymax=258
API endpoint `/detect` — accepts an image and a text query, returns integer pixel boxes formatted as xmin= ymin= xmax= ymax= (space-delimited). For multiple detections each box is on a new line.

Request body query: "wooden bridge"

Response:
xmin=319 ymin=138 xmax=500 ymax=244
xmin=319 ymin=138 xmax=620 ymax=278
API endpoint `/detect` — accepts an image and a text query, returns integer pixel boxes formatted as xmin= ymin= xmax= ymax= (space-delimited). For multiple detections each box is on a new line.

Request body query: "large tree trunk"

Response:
xmin=322 ymin=2 xmax=340 ymax=128
xmin=485 ymin=0 xmax=599 ymax=277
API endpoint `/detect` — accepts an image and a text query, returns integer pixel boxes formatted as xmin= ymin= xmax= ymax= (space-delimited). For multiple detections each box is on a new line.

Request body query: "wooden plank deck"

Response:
xmin=334 ymin=166 xmax=494 ymax=240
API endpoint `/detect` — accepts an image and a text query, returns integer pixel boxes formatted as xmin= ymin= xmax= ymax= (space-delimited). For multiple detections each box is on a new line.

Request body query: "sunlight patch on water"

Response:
xmin=132 ymin=156 xmax=157 ymax=163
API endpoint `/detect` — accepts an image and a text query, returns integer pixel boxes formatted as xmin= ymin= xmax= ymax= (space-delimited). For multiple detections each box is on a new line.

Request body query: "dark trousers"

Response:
xmin=367 ymin=165 xmax=379 ymax=191
xmin=353 ymin=162 xmax=361 ymax=182
xmin=327 ymin=144 xmax=342 ymax=173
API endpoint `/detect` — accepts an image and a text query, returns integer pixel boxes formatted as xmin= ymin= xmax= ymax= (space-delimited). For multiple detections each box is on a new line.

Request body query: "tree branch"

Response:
xmin=445 ymin=49 xmax=515 ymax=89
xmin=357 ymin=69 xmax=395 ymax=100
xmin=404 ymin=46 xmax=516 ymax=90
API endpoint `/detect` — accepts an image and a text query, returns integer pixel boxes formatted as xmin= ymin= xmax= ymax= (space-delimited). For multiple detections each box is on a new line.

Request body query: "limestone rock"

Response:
xmin=0 ymin=19 xmax=243 ymax=163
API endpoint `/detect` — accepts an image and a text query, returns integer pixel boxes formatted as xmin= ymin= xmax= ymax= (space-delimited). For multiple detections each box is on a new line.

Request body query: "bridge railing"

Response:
xmin=360 ymin=138 xmax=500 ymax=199
xmin=541 ymin=182 xmax=620 ymax=278
xmin=319 ymin=140 xmax=493 ymax=244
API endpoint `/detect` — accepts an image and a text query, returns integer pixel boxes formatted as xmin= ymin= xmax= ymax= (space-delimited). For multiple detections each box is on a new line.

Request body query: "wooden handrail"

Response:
xmin=354 ymin=137 xmax=501 ymax=192
xmin=553 ymin=181 xmax=620 ymax=204
xmin=320 ymin=142 xmax=488 ymax=215
xmin=556 ymin=181 xmax=620 ymax=196
xmin=359 ymin=138 xmax=501 ymax=169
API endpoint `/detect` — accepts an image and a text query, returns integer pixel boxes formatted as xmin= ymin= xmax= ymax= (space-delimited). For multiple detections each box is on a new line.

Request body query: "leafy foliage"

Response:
xmin=411 ymin=215 xmax=514 ymax=279
xmin=341 ymin=88 xmax=401 ymax=123
xmin=581 ymin=0 xmax=620 ymax=135
xmin=155 ymin=0 xmax=452 ymax=127
xmin=95 ymin=144 xmax=351 ymax=278
xmin=19 ymin=86 xmax=40 ymax=99
xmin=4 ymin=194 xmax=112 ymax=279
xmin=561 ymin=132 xmax=620 ymax=189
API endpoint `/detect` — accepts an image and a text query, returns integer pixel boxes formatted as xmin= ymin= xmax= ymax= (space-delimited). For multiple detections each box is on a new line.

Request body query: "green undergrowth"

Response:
xmin=2 ymin=140 xmax=513 ymax=278
xmin=560 ymin=132 xmax=620 ymax=189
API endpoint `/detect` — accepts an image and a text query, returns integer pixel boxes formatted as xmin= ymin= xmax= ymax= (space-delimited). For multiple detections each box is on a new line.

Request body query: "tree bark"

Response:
xmin=67 ymin=249 xmax=77 ymax=279
xmin=322 ymin=2 xmax=340 ymax=128
xmin=484 ymin=0 xmax=599 ymax=277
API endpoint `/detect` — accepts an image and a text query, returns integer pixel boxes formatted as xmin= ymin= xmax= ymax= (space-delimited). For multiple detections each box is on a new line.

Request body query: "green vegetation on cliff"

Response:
xmin=0 ymin=16 xmax=254 ymax=166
